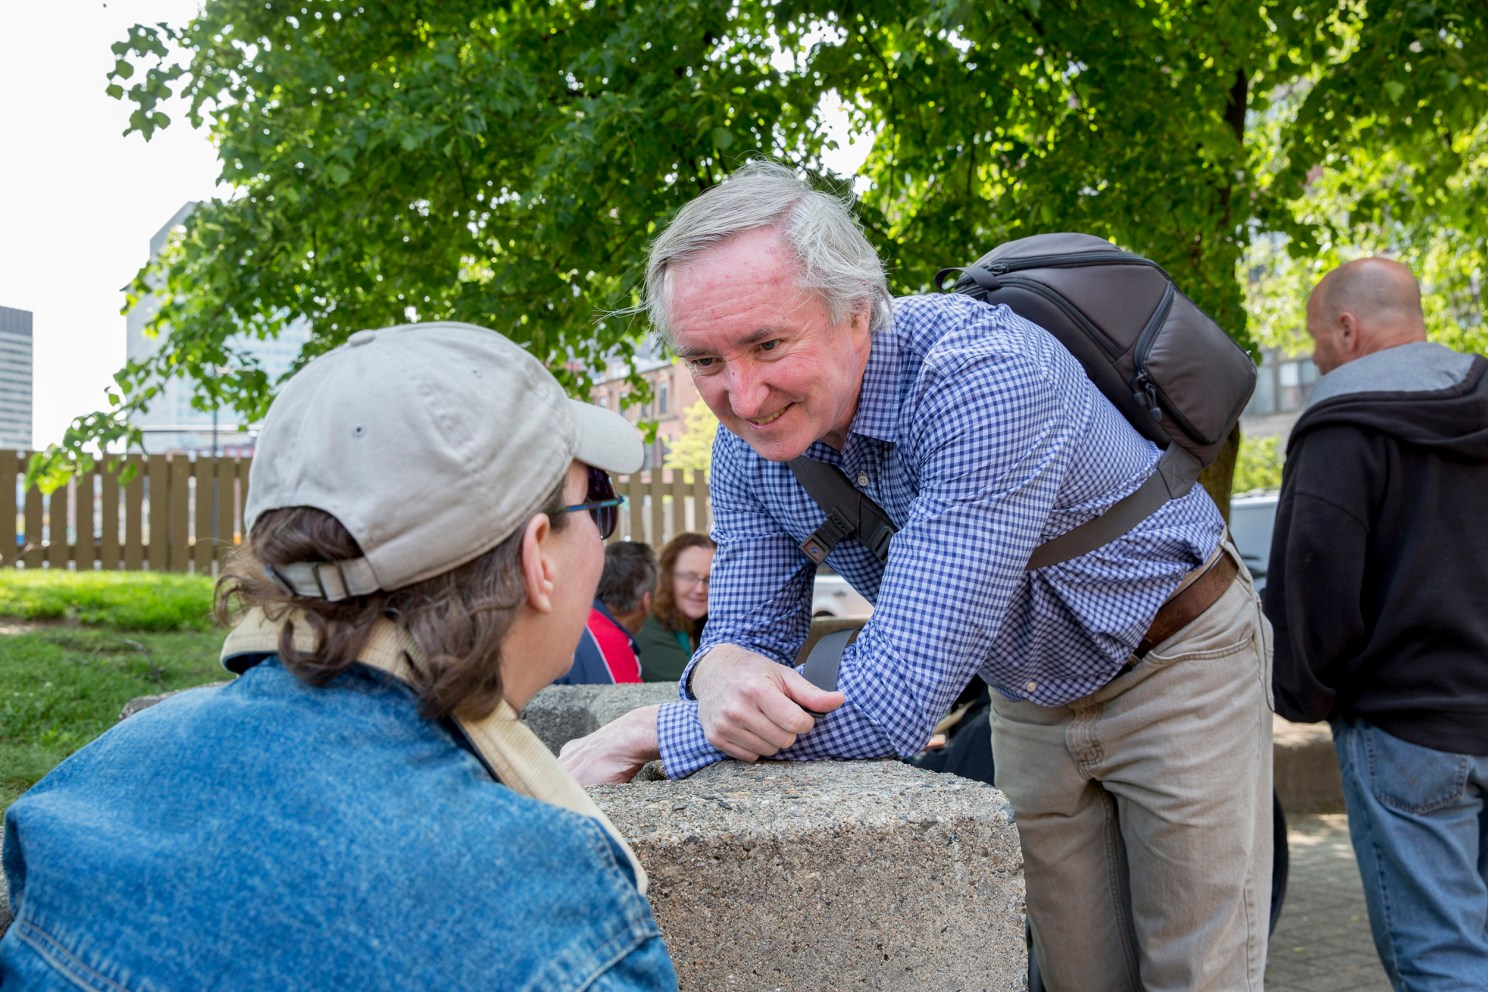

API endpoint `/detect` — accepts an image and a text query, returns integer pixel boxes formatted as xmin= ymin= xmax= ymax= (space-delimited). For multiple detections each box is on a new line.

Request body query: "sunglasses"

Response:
xmin=558 ymin=466 xmax=625 ymax=539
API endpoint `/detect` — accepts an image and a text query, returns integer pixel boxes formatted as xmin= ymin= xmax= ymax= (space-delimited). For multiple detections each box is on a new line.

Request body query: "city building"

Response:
xmin=1240 ymin=347 xmax=1320 ymax=441
xmin=589 ymin=348 xmax=701 ymax=471
xmin=0 ymin=306 xmax=34 ymax=450
xmin=126 ymin=204 xmax=310 ymax=454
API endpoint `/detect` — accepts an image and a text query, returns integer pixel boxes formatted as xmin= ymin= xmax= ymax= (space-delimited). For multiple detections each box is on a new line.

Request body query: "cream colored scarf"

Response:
xmin=221 ymin=608 xmax=647 ymax=892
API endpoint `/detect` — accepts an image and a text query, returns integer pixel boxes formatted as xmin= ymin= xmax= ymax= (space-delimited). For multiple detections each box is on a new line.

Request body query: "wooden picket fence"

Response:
xmin=611 ymin=466 xmax=713 ymax=551
xmin=1 ymin=449 xmax=711 ymax=574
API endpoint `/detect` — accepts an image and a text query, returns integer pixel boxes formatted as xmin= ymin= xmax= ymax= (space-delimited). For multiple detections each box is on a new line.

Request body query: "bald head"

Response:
xmin=1305 ymin=257 xmax=1427 ymax=374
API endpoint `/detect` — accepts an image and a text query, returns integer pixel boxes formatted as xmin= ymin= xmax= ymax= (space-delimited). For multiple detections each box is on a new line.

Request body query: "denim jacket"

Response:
xmin=0 ymin=657 xmax=677 ymax=991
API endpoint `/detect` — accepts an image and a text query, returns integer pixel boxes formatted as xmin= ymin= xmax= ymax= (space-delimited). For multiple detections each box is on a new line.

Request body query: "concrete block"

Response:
xmin=595 ymin=759 xmax=1026 ymax=992
xmin=1273 ymin=715 xmax=1345 ymax=815
xmin=525 ymin=684 xmax=1027 ymax=989
xmin=521 ymin=682 xmax=676 ymax=754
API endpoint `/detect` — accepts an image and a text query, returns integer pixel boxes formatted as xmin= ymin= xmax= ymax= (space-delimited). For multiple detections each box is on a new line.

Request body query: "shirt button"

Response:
xmin=1024 ymin=681 xmax=1038 ymax=694
xmin=856 ymin=472 xmax=869 ymax=487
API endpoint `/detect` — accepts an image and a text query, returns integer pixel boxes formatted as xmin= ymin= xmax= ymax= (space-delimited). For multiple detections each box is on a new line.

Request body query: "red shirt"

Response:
xmin=560 ymin=602 xmax=642 ymax=684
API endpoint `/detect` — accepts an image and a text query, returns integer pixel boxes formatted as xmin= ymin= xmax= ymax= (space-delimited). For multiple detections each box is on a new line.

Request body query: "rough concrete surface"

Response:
xmin=1273 ymin=715 xmax=1345 ymax=815
xmin=594 ymin=759 xmax=1026 ymax=992
xmin=521 ymin=681 xmax=676 ymax=754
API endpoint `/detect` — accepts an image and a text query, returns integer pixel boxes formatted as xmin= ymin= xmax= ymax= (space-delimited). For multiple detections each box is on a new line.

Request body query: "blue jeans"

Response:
xmin=1333 ymin=718 xmax=1488 ymax=992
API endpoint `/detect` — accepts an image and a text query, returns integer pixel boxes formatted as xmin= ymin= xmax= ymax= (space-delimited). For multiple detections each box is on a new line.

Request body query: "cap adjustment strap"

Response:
xmin=268 ymin=557 xmax=382 ymax=601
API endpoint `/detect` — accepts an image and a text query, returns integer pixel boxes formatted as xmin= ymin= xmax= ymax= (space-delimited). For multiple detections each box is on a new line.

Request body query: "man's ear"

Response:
xmin=640 ymin=589 xmax=653 ymax=614
xmin=1338 ymin=311 xmax=1361 ymax=355
xmin=519 ymin=513 xmax=555 ymax=613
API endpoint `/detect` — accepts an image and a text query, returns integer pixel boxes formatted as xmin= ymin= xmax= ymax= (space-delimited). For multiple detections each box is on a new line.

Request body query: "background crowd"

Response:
xmin=558 ymin=532 xmax=717 ymax=688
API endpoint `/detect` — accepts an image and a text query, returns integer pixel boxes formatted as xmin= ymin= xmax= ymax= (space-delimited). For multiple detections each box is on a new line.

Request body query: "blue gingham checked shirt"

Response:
xmin=656 ymin=293 xmax=1225 ymax=778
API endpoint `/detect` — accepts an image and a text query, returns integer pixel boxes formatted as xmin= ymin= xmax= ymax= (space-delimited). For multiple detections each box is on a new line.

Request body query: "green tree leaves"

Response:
xmin=32 ymin=0 xmax=1488 ymax=491
xmin=664 ymin=399 xmax=721 ymax=475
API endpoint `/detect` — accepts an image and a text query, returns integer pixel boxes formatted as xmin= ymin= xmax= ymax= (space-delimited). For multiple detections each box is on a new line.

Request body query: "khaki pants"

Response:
xmin=989 ymin=544 xmax=1274 ymax=992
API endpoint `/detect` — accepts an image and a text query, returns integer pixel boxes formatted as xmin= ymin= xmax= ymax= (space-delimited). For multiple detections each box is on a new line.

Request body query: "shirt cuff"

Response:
xmin=656 ymin=700 xmax=727 ymax=779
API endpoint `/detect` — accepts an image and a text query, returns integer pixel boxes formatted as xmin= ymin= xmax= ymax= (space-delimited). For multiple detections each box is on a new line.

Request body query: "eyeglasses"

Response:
xmin=558 ymin=466 xmax=625 ymax=540
xmin=673 ymin=571 xmax=711 ymax=589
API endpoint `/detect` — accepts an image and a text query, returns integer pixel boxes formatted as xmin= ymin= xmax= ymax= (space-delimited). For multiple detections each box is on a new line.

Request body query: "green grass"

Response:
xmin=0 ymin=572 xmax=228 ymax=811
xmin=0 ymin=571 xmax=219 ymax=631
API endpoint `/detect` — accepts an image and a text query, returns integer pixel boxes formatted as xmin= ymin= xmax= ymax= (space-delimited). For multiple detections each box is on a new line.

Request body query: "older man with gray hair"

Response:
xmin=564 ymin=161 xmax=1273 ymax=991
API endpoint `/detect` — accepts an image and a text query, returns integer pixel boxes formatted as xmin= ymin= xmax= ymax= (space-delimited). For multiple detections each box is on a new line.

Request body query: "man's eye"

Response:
xmin=688 ymin=356 xmax=719 ymax=372
xmin=758 ymin=340 xmax=781 ymax=353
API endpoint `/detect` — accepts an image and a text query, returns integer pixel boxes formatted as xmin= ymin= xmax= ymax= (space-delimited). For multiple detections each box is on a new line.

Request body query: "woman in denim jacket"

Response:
xmin=0 ymin=323 xmax=678 ymax=991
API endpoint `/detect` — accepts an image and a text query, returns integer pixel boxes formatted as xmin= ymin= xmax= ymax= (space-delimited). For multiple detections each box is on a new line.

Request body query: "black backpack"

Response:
xmin=940 ymin=231 xmax=1256 ymax=478
xmin=792 ymin=231 xmax=1256 ymax=573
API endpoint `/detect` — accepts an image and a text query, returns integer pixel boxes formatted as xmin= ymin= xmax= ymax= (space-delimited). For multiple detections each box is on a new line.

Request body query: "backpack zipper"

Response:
xmin=1131 ymin=282 xmax=1208 ymax=442
xmin=983 ymin=250 xmax=1169 ymax=278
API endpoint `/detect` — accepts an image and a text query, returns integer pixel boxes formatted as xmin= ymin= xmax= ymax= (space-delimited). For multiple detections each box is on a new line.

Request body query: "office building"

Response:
xmin=0 ymin=306 xmax=34 ymax=449
xmin=126 ymin=204 xmax=309 ymax=454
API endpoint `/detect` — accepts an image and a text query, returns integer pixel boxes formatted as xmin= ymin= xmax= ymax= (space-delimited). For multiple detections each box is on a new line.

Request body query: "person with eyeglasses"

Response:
xmin=0 ymin=323 xmax=677 ymax=991
xmin=636 ymin=532 xmax=717 ymax=683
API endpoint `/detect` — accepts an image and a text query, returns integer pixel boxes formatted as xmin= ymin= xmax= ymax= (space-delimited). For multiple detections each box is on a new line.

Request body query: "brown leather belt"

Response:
xmin=1135 ymin=551 xmax=1240 ymax=657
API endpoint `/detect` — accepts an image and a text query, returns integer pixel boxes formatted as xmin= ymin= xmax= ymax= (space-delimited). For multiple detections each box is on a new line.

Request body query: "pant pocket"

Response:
xmin=1363 ymin=724 xmax=1471 ymax=814
xmin=1256 ymin=605 xmax=1275 ymax=712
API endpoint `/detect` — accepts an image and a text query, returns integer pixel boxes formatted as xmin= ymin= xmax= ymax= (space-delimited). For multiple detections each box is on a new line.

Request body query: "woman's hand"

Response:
xmin=559 ymin=705 xmax=663 ymax=784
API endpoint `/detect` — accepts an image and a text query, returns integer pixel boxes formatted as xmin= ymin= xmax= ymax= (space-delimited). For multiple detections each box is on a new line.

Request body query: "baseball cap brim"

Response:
xmin=568 ymin=399 xmax=644 ymax=476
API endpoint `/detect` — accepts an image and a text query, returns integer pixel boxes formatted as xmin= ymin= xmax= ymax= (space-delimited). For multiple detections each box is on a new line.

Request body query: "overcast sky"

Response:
xmin=0 ymin=0 xmax=221 ymax=449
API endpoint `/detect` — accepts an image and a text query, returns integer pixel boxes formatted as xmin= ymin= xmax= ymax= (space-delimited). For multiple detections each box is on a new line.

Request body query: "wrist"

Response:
xmin=683 ymin=646 xmax=715 ymax=700
xmin=628 ymin=704 xmax=663 ymax=761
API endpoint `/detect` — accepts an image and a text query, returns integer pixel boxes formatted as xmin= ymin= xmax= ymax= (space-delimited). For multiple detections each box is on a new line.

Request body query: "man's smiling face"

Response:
xmin=665 ymin=226 xmax=873 ymax=462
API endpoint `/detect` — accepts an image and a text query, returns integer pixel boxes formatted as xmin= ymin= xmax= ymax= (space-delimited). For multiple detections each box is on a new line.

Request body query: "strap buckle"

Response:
xmin=799 ymin=508 xmax=854 ymax=565
xmin=264 ymin=560 xmax=356 ymax=601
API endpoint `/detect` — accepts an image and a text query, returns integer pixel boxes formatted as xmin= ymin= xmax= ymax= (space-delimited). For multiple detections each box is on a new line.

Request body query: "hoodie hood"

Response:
xmin=1290 ymin=346 xmax=1488 ymax=459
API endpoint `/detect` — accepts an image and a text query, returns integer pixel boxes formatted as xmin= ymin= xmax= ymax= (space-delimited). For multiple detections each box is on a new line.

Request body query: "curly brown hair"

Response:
xmin=214 ymin=481 xmax=567 ymax=722
xmin=650 ymin=531 xmax=716 ymax=648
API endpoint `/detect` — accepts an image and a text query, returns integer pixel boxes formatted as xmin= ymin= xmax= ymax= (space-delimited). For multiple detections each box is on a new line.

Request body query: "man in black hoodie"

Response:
xmin=1265 ymin=257 xmax=1488 ymax=991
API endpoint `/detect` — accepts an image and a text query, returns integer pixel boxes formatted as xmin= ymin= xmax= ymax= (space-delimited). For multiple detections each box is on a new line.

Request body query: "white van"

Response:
xmin=1229 ymin=491 xmax=1280 ymax=594
xmin=811 ymin=567 xmax=874 ymax=618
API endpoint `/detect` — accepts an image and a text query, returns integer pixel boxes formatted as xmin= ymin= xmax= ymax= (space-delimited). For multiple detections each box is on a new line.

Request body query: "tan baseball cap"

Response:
xmin=245 ymin=321 xmax=642 ymax=599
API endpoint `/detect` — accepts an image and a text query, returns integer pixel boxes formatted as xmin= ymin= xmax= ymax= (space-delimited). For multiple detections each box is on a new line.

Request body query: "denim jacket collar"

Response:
xmin=221 ymin=608 xmax=648 ymax=892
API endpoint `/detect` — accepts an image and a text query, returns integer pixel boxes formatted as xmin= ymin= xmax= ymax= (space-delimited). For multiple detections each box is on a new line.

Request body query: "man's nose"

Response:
xmin=725 ymin=362 xmax=769 ymax=418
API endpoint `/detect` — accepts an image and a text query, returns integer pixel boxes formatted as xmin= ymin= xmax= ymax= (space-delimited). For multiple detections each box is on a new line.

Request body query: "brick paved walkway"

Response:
xmin=1265 ymin=813 xmax=1391 ymax=992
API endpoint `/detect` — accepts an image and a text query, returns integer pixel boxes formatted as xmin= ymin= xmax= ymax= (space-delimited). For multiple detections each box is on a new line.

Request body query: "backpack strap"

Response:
xmin=790 ymin=447 xmax=1195 ymax=575
xmin=1024 ymin=446 xmax=1199 ymax=570
xmin=799 ymin=626 xmax=860 ymax=692
xmin=787 ymin=458 xmax=897 ymax=565
xmin=788 ymin=450 xmax=1192 ymax=689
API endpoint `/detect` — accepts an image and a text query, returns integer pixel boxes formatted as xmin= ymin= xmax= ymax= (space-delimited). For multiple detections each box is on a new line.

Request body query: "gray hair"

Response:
xmin=644 ymin=161 xmax=892 ymax=345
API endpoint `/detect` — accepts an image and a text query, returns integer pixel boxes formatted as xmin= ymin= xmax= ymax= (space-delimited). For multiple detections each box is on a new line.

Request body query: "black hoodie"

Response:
xmin=1264 ymin=345 xmax=1488 ymax=754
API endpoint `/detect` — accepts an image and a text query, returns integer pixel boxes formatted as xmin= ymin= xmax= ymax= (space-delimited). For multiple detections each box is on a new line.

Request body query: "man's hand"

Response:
xmin=560 ymin=704 xmax=661 ymax=785
xmin=691 ymin=644 xmax=847 ymax=762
